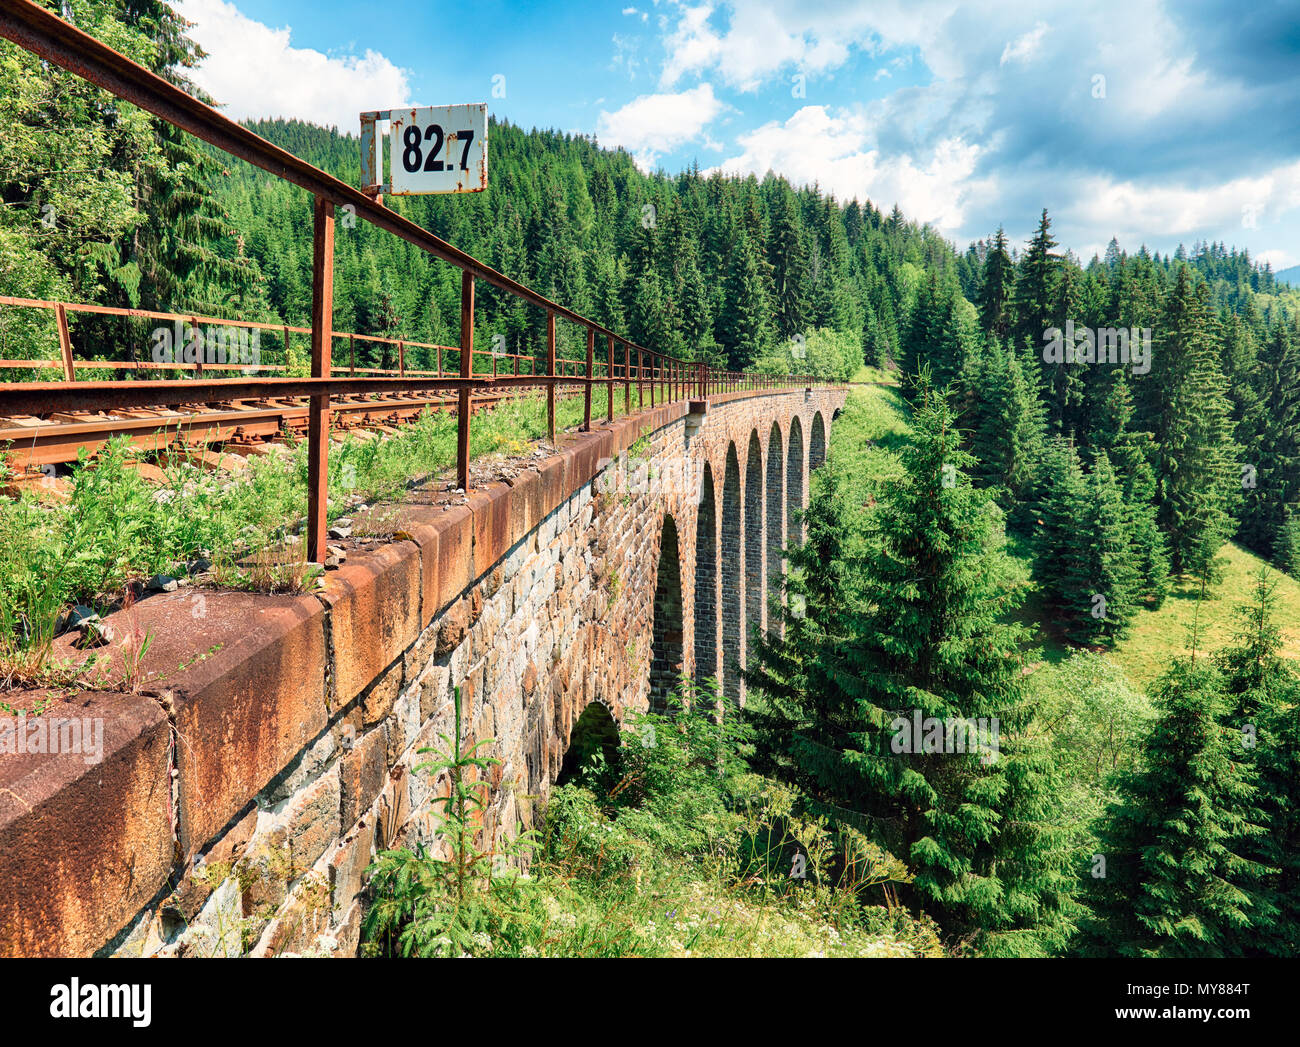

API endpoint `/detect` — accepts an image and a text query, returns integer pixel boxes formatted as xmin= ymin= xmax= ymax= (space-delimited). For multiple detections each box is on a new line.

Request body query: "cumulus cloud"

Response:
xmin=596 ymin=83 xmax=729 ymax=169
xmin=713 ymin=105 xmax=989 ymax=231
xmin=659 ymin=0 xmax=953 ymax=89
xmin=176 ymin=0 xmax=413 ymax=132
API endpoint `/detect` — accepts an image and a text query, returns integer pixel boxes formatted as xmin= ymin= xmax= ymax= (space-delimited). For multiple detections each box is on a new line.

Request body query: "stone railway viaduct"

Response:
xmin=0 ymin=385 xmax=846 ymax=957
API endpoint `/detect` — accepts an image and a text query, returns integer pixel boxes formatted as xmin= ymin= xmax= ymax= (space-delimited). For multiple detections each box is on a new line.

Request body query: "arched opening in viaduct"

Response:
xmin=810 ymin=412 xmax=827 ymax=471
xmin=766 ymin=421 xmax=785 ymax=636
xmin=556 ymin=701 xmax=621 ymax=789
xmin=693 ymin=463 xmax=718 ymax=690
xmin=721 ymin=444 xmax=743 ymax=703
xmin=649 ymin=514 xmax=684 ymax=714
xmin=787 ymin=416 xmax=805 ymax=547
xmin=744 ymin=431 xmax=764 ymax=641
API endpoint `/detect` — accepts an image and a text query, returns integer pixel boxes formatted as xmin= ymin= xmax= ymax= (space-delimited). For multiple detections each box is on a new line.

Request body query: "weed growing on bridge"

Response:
xmin=362 ymin=686 xmax=538 ymax=957
xmin=0 ymin=390 xmax=629 ymax=690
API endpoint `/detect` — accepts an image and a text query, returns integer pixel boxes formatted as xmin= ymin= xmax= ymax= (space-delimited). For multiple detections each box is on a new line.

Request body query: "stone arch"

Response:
xmin=533 ymin=623 xmax=633 ymax=796
xmin=693 ymin=463 xmax=718 ymax=689
xmin=721 ymin=444 xmax=742 ymax=703
xmin=556 ymin=700 xmax=621 ymax=787
xmin=810 ymin=412 xmax=826 ymax=471
xmin=766 ymin=421 xmax=785 ymax=634
xmin=787 ymin=415 xmax=805 ymax=546
xmin=649 ymin=513 xmax=684 ymax=713
xmin=744 ymin=431 xmax=764 ymax=641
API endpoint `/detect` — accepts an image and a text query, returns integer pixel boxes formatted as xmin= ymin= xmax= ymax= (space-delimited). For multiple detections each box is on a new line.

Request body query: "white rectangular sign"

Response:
xmin=387 ymin=104 xmax=488 ymax=195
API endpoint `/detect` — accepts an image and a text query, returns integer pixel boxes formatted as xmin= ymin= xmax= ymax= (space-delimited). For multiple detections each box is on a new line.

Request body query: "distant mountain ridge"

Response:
xmin=1276 ymin=264 xmax=1300 ymax=286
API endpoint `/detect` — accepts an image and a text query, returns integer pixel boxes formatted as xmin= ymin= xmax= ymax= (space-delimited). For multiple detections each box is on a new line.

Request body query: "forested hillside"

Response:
xmin=206 ymin=116 xmax=945 ymax=381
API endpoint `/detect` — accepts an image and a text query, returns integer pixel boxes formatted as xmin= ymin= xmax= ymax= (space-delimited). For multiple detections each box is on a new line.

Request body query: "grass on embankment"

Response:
xmin=1108 ymin=543 xmax=1300 ymax=690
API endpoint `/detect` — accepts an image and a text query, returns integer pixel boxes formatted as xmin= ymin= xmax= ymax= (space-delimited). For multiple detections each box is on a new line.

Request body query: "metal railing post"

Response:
xmin=306 ymin=195 xmax=335 ymax=564
xmin=606 ymin=333 xmax=615 ymax=422
xmin=457 ymin=272 xmax=474 ymax=491
xmin=546 ymin=310 xmax=557 ymax=441
xmin=55 ymin=302 xmax=74 ymax=381
xmin=583 ymin=327 xmax=594 ymax=431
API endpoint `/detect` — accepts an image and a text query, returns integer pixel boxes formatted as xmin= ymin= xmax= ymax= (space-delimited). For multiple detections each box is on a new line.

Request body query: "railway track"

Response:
xmin=0 ymin=383 xmax=551 ymax=493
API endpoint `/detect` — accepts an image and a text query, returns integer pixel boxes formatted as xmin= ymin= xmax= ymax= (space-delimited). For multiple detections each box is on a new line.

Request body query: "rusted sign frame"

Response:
xmin=360 ymin=105 xmax=488 ymax=196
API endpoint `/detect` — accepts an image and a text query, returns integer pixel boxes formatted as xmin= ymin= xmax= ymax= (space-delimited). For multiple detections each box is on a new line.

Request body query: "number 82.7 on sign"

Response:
xmin=365 ymin=103 xmax=488 ymax=196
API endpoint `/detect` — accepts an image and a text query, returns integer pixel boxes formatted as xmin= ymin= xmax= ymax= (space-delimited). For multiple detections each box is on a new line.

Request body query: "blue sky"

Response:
xmin=176 ymin=0 xmax=1300 ymax=271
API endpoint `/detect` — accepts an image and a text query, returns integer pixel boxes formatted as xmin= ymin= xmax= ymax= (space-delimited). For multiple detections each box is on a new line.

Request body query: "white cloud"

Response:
xmin=659 ymin=1 xmax=957 ymax=90
xmin=176 ymin=0 xmax=413 ymax=132
xmin=596 ymin=83 xmax=728 ymax=169
xmin=999 ymin=21 xmax=1047 ymax=65
xmin=713 ymin=105 xmax=989 ymax=231
xmin=1070 ymin=161 xmax=1300 ymax=244
xmin=1257 ymin=249 xmax=1295 ymax=271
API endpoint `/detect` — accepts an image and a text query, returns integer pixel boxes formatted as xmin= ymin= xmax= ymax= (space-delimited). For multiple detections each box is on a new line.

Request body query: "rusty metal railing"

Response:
xmin=0 ymin=0 xmax=823 ymax=561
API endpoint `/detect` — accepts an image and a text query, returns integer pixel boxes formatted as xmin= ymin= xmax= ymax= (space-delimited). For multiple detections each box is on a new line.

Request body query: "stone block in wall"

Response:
xmin=325 ymin=898 xmax=363 ymax=958
xmin=169 ymin=593 xmax=329 ymax=856
xmin=434 ymin=504 xmax=474 ymax=612
xmin=178 ymin=876 xmax=244 ymax=958
xmin=537 ymin=454 xmax=568 ymax=520
xmin=287 ymin=763 xmax=341 ymax=877
xmin=416 ymin=663 xmax=451 ymax=723
xmin=340 ymin=722 xmax=388 ymax=827
xmin=359 ymin=657 xmax=404 ymax=730
xmin=249 ymin=873 xmax=332 ymax=958
xmin=435 ymin=596 xmax=470 ymax=658
xmin=164 ymin=803 xmax=258 ymax=927
xmin=0 ymin=690 xmax=171 ymax=958
xmin=239 ymin=821 xmax=291 ymax=918
xmin=386 ymin=685 xmax=422 ymax=769
xmin=318 ymin=541 xmax=421 ymax=707
xmin=468 ymin=482 xmax=512 ymax=577
xmin=328 ymin=817 xmax=375 ymax=923
xmin=259 ymin=724 xmax=336 ymax=807
xmin=508 ymin=467 xmax=543 ymax=540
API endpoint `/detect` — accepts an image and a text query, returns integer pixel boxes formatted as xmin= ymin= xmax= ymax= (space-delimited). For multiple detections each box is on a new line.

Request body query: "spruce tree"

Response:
xmin=1085 ymin=658 xmax=1272 ymax=957
xmin=751 ymin=372 xmax=1079 ymax=955
xmin=1146 ymin=269 xmax=1239 ymax=578
xmin=977 ymin=226 xmax=1015 ymax=340
xmin=970 ymin=340 xmax=1046 ymax=509
xmin=1215 ymin=569 xmax=1300 ymax=956
xmin=1068 ymin=452 xmax=1142 ymax=644
xmin=1237 ymin=322 xmax=1300 ymax=562
xmin=1032 ymin=436 xmax=1087 ymax=619
xmin=717 ymin=229 xmax=774 ymax=369
xmin=1013 ymin=208 xmax=1060 ymax=350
